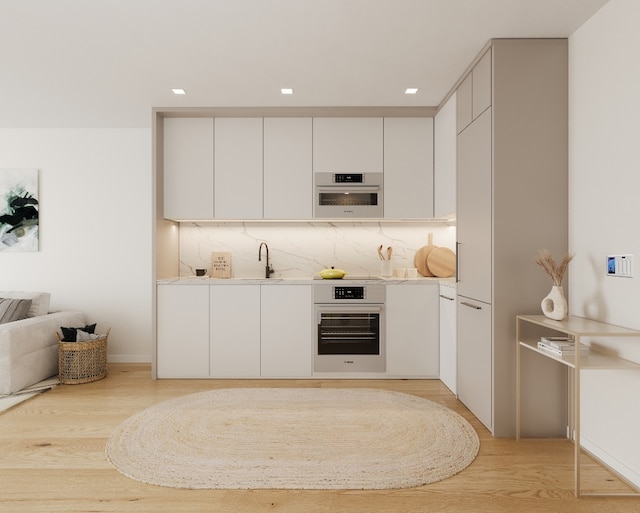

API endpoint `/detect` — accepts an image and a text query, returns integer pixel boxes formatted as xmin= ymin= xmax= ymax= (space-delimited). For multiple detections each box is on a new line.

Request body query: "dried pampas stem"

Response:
xmin=534 ymin=250 xmax=574 ymax=286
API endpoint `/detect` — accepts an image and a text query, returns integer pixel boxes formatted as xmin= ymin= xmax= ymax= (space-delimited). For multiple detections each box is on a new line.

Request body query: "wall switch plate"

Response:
xmin=607 ymin=254 xmax=633 ymax=277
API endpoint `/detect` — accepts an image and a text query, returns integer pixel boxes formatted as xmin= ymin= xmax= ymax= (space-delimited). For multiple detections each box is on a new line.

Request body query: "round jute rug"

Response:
xmin=105 ymin=388 xmax=479 ymax=490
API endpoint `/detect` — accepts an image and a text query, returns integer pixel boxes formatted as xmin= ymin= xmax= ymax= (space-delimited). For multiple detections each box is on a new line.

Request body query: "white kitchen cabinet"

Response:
xmin=214 ymin=118 xmax=263 ymax=219
xmin=456 ymin=107 xmax=492 ymax=304
xmin=439 ymin=282 xmax=457 ymax=394
xmin=156 ymin=284 xmax=210 ymax=378
xmin=210 ymin=285 xmax=261 ymax=377
xmin=312 ymin=118 xmax=383 ymax=173
xmin=434 ymin=93 xmax=457 ymax=218
xmin=385 ymin=284 xmax=439 ymax=377
xmin=163 ymin=117 xmax=214 ymax=220
xmin=260 ymin=285 xmax=313 ymax=377
xmin=455 ymin=40 xmax=568 ymax=436
xmin=383 ymin=117 xmax=434 ymax=219
xmin=456 ymin=49 xmax=491 ymax=135
xmin=456 ymin=74 xmax=473 ymax=134
xmin=472 ymin=50 xmax=492 ymax=119
xmin=263 ymin=118 xmax=313 ymax=219
xmin=457 ymin=297 xmax=492 ymax=431
xmin=155 ymin=282 xmax=446 ymax=380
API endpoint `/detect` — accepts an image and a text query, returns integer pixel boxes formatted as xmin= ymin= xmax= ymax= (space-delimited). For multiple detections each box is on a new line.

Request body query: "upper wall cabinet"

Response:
xmin=457 ymin=49 xmax=492 ymax=134
xmin=472 ymin=50 xmax=492 ymax=119
xmin=263 ymin=118 xmax=313 ymax=219
xmin=163 ymin=117 xmax=214 ymax=220
xmin=214 ymin=118 xmax=264 ymax=219
xmin=456 ymin=74 xmax=473 ymax=134
xmin=434 ymin=93 xmax=457 ymax=217
xmin=162 ymin=114 xmax=437 ymax=221
xmin=312 ymin=118 xmax=383 ymax=173
xmin=383 ymin=117 xmax=434 ymax=219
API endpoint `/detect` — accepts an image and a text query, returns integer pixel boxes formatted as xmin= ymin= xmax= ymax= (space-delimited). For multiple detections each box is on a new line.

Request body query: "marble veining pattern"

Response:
xmin=178 ymin=222 xmax=456 ymax=279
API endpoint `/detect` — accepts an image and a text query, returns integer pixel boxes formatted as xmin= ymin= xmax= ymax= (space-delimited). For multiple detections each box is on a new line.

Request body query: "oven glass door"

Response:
xmin=317 ymin=188 xmax=379 ymax=207
xmin=314 ymin=186 xmax=383 ymax=218
xmin=316 ymin=305 xmax=381 ymax=356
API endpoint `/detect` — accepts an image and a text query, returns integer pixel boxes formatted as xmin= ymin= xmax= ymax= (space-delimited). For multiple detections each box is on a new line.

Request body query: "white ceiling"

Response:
xmin=0 ymin=0 xmax=609 ymax=128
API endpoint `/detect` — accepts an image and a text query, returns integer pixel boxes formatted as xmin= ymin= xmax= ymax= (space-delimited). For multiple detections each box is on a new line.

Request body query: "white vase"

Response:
xmin=541 ymin=285 xmax=568 ymax=320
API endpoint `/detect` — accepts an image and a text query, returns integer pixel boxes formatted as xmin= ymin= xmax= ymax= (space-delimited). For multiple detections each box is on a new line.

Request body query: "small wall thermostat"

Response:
xmin=607 ymin=254 xmax=633 ymax=278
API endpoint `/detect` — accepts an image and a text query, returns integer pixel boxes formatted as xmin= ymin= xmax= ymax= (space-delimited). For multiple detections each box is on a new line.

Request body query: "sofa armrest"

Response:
xmin=0 ymin=311 xmax=86 ymax=394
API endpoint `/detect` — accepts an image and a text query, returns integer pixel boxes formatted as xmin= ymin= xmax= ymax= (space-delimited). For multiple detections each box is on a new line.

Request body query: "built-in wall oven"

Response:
xmin=314 ymin=173 xmax=383 ymax=218
xmin=313 ymin=283 xmax=385 ymax=373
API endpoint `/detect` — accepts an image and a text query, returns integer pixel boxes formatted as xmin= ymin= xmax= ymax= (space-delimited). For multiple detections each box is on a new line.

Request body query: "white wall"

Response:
xmin=0 ymin=129 xmax=152 ymax=362
xmin=569 ymin=0 xmax=640 ymax=486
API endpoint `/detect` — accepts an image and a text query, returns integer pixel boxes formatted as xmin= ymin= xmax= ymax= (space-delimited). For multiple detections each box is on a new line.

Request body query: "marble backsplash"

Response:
xmin=179 ymin=222 xmax=456 ymax=279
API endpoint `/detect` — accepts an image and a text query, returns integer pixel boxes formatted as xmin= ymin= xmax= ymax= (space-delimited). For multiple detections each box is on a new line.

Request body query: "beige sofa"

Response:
xmin=0 ymin=291 xmax=85 ymax=395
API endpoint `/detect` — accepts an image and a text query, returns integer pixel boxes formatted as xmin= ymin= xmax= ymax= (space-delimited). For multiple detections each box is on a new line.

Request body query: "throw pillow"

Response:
xmin=60 ymin=323 xmax=97 ymax=342
xmin=76 ymin=330 xmax=102 ymax=342
xmin=0 ymin=291 xmax=50 ymax=317
xmin=0 ymin=298 xmax=33 ymax=324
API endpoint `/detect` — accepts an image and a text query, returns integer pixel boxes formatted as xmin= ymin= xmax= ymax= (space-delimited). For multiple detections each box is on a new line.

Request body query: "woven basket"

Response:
xmin=57 ymin=328 xmax=110 ymax=385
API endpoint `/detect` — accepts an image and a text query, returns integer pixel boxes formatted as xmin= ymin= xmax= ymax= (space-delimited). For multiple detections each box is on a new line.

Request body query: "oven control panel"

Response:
xmin=334 ymin=173 xmax=363 ymax=183
xmin=314 ymin=283 xmax=385 ymax=304
xmin=333 ymin=286 xmax=365 ymax=300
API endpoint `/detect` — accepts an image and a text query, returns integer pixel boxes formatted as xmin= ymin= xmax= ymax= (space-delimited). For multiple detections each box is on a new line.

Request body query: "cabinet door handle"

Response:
xmin=460 ymin=301 xmax=482 ymax=310
xmin=439 ymin=295 xmax=455 ymax=301
xmin=456 ymin=242 xmax=460 ymax=283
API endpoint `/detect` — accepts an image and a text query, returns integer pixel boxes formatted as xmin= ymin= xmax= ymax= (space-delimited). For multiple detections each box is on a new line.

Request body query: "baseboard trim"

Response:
xmin=107 ymin=354 xmax=151 ymax=364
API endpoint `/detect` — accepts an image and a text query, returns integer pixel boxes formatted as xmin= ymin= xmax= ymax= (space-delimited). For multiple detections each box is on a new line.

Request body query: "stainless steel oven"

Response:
xmin=314 ymin=173 xmax=383 ymax=218
xmin=313 ymin=283 xmax=385 ymax=373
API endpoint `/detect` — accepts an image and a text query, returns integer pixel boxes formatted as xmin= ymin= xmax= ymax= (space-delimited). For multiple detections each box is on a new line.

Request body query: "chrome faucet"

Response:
xmin=258 ymin=242 xmax=274 ymax=278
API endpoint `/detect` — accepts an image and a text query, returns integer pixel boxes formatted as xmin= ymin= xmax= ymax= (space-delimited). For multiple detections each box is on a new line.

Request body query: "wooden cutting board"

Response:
xmin=414 ymin=233 xmax=437 ymax=277
xmin=427 ymin=247 xmax=456 ymax=278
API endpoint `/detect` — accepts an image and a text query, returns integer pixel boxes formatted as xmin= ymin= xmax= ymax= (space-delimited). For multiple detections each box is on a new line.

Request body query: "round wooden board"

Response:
xmin=414 ymin=233 xmax=436 ymax=277
xmin=414 ymin=246 xmax=434 ymax=276
xmin=427 ymin=247 xmax=456 ymax=278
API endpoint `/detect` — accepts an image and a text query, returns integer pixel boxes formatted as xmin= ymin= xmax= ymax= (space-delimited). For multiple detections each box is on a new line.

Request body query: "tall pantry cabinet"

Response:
xmin=456 ymin=39 xmax=569 ymax=437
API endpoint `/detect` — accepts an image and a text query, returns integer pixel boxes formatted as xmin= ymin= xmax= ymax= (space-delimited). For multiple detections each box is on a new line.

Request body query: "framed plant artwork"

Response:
xmin=0 ymin=169 xmax=39 ymax=252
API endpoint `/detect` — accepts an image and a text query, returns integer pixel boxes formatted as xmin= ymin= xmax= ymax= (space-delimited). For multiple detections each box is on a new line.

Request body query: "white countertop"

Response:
xmin=157 ymin=276 xmax=451 ymax=286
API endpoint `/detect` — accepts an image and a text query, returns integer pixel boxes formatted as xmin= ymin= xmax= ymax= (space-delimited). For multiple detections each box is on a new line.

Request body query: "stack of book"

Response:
xmin=537 ymin=336 xmax=589 ymax=357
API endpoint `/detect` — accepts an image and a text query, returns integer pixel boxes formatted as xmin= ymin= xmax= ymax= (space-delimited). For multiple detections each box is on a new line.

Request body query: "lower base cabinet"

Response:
xmin=457 ymin=296 xmax=492 ymax=431
xmin=385 ymin=284 xmax=439 ymax=377
xmin=156 ymin=284 xmax=312 ymax=378
xmin=261 ymin=285 xmax=313 ymax=377
xmin=156 ymin=284 xmax=209 ymax=378
xmin=439 ymin=283 xmax=457 ymax=393
xmin=210 ymin=285 xmax=261 ymax=377
xmin=156 ymin=283 xmax=439 ymax=379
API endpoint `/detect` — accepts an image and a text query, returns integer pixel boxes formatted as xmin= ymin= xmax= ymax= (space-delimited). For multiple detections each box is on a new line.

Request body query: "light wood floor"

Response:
xmin=1 ymin=364 xmax=638 ymax=513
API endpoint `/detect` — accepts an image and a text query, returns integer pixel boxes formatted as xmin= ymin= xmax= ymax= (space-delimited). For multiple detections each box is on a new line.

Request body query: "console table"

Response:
xmin=516 ymin=314 xmax=640 ymax=497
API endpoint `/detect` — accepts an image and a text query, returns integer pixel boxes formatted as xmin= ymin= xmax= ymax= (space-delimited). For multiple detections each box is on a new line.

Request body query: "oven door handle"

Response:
xmin=316 ymin=304 xmax=383 ymax=324
xmin=316 ymin=185 xmax=381 ymax=194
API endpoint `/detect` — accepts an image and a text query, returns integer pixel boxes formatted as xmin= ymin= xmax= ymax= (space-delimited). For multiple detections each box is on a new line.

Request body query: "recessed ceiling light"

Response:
xmin=281 ymin=88 xmax=294 ymax=95
xmin=172 ymin=88 xmax=187 ymax=95
xmin=405 ymin=88 xmax=418 ymax=95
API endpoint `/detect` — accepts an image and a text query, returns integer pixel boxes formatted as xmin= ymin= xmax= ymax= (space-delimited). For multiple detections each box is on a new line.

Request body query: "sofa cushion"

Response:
xmin=0 ymin=291 xmax=51 ymax=318
xmin=0 ymin=298 xmax=32 ymax=325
